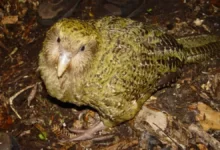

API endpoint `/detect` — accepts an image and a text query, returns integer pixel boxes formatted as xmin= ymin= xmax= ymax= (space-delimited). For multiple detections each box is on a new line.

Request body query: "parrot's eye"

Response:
xmin=80 ymin=45 xmax=85 ymax=51
xmin=57 ymin=37 xmax=61 ymax=43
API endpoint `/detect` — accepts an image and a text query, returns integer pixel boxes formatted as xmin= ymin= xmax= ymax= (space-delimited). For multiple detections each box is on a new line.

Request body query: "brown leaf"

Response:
xmin=1 ymin=16 xmax=18 ymax=24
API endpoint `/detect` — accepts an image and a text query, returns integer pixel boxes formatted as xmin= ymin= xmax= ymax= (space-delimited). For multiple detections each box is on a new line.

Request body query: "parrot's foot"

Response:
xmin=60 ymin=121 xmax=113 ymax=142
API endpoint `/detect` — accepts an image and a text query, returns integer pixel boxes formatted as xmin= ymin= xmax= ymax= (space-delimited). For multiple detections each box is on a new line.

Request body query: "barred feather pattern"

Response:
xmin=39 ymin=16 xmax=220 ymax=127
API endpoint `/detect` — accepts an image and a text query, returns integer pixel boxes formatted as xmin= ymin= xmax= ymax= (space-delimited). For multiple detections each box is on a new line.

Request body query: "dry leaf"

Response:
xmin=196 ymin=102 xmax=220 ymax=131
xmin=135 ymin=105 xmax=191 ymax=149
xmin=1 ymin=16 xmax=18 ymax=24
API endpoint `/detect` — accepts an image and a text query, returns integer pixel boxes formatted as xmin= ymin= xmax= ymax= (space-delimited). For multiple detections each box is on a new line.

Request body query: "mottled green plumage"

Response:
xmin=39 ymin=16 xmax=220 ymax=127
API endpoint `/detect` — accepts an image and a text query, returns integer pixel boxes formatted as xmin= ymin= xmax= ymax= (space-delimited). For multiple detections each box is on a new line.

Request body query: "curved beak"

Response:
xmin=57 ymin=51 xmax=72 ymax=78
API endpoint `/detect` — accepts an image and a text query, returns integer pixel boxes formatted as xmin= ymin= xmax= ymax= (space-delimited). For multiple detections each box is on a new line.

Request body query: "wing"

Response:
xmin=78 ymin=17 xmax=185 ymax=125
xmin=93 ymin=17 xmax=185 ymax=94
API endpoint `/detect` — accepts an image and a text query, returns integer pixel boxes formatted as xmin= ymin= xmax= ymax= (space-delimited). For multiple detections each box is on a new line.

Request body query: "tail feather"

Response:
xmin=177 ymin=35 xmax=220 ymax=63
xmin=185 ymin=42 xmax=220 ymax=63
xmin=177 ymin=34 xmax=219 ymax=48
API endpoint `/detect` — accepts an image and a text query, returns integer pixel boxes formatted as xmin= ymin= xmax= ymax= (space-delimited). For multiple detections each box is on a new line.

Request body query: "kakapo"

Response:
xmin=38 ymin=16 xmax=220 ymax=141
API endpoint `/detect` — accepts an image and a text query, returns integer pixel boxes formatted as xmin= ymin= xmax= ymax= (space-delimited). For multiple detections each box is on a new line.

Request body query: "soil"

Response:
xmin=0 ymin=0 xmax=220 ymax=149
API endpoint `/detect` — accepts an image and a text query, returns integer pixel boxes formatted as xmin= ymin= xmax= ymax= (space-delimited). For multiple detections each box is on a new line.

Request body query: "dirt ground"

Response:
xmin=0 ymin=0 xmax=220 ymax=149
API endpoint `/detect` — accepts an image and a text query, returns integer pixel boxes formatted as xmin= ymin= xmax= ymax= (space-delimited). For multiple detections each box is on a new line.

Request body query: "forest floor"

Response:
xmin=0 ymin=0 xmax=220 ymax=149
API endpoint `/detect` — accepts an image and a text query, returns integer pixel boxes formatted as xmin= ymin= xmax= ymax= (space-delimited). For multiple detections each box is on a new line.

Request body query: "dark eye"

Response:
xmin=80 ymin=45 xmax=85 ymax=51
xmin=57 ymin=37 xmax=61 ymax=43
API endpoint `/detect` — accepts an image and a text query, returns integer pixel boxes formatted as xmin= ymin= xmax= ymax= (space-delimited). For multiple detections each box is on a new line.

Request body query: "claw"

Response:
xmin=60 ymin=121 xmax=108 ymax=142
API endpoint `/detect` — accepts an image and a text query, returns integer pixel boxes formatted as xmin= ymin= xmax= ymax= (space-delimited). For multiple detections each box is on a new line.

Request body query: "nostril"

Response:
xmin=80 ymin=45 xmax=85 ymax=51
xmin=57 ymin=37 xmax=61 ymax=43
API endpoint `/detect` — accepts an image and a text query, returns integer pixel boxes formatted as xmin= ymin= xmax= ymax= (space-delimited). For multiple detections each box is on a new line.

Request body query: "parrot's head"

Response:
xmin=43 ymin=18 xmax=98 ymax=78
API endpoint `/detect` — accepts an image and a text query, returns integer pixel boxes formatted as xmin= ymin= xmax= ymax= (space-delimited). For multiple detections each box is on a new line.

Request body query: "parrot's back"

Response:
xmin=79 ymin=17 xmax=187 ymax=125
xmin=81 ymin=17 xmax=220 ymax=125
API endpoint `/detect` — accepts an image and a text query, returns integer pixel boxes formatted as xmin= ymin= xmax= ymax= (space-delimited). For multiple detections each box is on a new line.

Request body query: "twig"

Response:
xmin=189 ymin=124 xmax=220 ymax=150
xmin=0 ymin=40 xmax=10 ymax=52
xmin=27 ymin=84 xmax=38 ymax=106
xmin=127 ymin=0 xmax=146 ymax=18
xmin=9 ymin=84 xmax=37 ymax=119
xmin=153 ymin=122 xmax=185 ymax=149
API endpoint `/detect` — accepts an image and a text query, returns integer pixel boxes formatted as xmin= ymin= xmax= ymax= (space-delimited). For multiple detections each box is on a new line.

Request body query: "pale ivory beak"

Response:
xmin=57 ymin=51 xmax=72 ymax=78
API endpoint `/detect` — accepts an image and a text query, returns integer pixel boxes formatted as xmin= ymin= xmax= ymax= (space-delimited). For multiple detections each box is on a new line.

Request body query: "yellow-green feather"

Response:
xmin=39 ymin=16 xmax=220 ymax=127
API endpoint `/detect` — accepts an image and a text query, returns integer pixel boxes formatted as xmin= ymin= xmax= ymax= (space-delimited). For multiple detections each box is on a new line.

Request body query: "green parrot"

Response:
xmin=39 ymin=16 xmax=220 ymax=141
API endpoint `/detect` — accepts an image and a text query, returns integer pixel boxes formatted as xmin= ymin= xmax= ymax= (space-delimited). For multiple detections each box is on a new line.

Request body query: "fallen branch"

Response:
xmin=189 ymin=124 xmax=220 ymax=150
